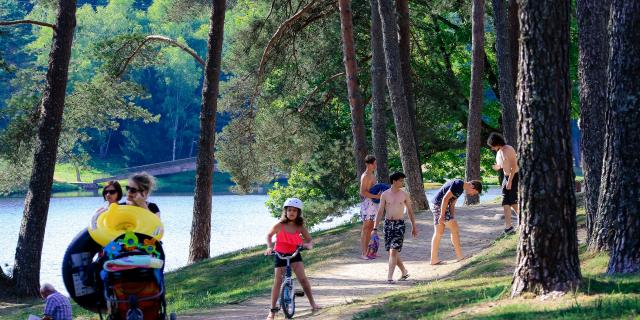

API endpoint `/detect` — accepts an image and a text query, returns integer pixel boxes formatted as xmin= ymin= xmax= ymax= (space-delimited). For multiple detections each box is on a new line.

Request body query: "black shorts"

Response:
xmin=384 ymin=219 xmax=406 ymax=252
xmin=274 ymin=251 xmax=303 ymax=268
xmin=502 ymin=172 xmax=519 ymax=206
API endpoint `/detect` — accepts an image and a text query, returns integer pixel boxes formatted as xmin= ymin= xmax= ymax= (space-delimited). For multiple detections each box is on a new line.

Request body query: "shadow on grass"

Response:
xmin=165 ymin=223 xmax=356 ymax=311
xmin=352 ymin=280 xmax=509 ymax=320
xmin=581 ymin=276 xmax=640 ymax=295
xmin=469 ymin=295 xmax=640 ymax=320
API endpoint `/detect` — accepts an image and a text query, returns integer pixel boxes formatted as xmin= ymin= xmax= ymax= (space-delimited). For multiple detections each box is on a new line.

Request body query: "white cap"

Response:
xmin=283 ymin=198 xmax=303 ymax=210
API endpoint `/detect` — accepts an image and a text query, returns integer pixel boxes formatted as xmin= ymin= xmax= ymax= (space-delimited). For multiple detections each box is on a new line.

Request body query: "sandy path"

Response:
xmin=180 ymin=203 xmax=510 ymax=320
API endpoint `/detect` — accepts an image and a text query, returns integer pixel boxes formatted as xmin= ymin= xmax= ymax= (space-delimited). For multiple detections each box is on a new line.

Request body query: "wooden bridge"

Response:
xmin=92 ymin=157 xmax=218 ymax=184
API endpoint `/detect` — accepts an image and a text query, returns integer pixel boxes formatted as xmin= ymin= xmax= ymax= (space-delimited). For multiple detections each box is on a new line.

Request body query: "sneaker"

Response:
xmin=504 ymin=226 xmax=515 ymax=234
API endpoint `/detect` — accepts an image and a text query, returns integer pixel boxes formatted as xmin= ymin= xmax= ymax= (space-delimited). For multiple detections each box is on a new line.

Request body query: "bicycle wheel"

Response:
xmin=280 ymin=282 xmax=296 ymax=319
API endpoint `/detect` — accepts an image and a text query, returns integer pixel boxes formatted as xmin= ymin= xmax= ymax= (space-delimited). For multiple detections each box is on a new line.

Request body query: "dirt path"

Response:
xmin=180 ymin=203 xmax=510 ymax=320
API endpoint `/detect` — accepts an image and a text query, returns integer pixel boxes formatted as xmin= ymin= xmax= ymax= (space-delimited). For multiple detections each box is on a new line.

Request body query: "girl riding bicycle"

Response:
xmin=264 ymin=198 xmax=320 ymax=319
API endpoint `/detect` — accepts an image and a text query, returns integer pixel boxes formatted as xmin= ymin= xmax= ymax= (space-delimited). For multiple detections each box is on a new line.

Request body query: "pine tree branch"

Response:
xmin=116 ymin=35 xmax=205 ymax=77
xmin=0 ymin=19 xmax=56 ymax=29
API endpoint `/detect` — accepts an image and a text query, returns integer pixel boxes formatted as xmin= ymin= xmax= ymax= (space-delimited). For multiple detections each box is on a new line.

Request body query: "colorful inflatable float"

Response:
xmin=62 ymin=204 xmax=164 ymax=312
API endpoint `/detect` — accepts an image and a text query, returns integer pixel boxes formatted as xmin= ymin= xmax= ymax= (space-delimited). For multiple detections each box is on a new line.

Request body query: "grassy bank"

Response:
xmin=349 ymin=208 xmax=639 ymax=320
xmin=0 ymin=222 xmax=356 ymax=319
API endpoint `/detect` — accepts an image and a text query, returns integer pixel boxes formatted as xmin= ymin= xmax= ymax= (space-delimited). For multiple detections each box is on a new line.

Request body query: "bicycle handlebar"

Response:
xmin=271 ymin=245 xmax=306 ymax=260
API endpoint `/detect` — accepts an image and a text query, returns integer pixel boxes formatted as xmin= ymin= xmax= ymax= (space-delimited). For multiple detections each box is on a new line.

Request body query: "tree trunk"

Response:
xmin=464 ymin=0 xmax=485 ymax=206
xmin=601 ymin=0 xmax=640 ymax=274
xmin=511 ymin=0 xmax=581 ymax=297
xmin=99 ymin=130 xmax=112 ymax=158
xmin=338 ymin=0 xmax=368 ymax=179
xmin=189 ymin=0 xmax=225 ymax=263
xmin=508 ymin=0 xmax=519 ymax=92
xmin=492 ymin=0 xmax=518 ymax=148
xmin=576 ymin=0 xmax=610 ymax=250
xmin=75 ymin=165 xmax=81 ymax=182
xmin=370 ymin=0 xmax=389 ymax=184
xmin=12 ymin=0 xmax=77 ymax=297
xmin=395 ymin=0 xmax=420 ymax=162
xmin=377 ymin=0 xmax=428 ymax=210
xmin=172 ymin=115 xmax=179 ymax=161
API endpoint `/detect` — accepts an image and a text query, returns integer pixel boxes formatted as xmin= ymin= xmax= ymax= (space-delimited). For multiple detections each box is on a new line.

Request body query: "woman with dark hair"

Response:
xmin=92 ymin=180 xmax=123 ymax=221
xmin=124 ymin=172 xmax=161 ymax=218
xmin=102 ymin=180 xmax=123 ymax=205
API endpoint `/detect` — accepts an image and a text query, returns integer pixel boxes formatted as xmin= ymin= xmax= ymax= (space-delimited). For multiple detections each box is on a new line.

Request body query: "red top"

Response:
xmin=274 ymin=226 xmax=303 ymax=254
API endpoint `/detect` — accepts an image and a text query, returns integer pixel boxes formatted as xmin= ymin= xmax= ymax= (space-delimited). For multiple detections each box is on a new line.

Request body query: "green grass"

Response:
xmin=0 ymin=223 xmax=357 ymax=319
xmin=351 ymin=226 xmax=640 ymax=320
xmin=53 ymin=163 xmax=112 ymax=183
xmin=164 ymin=222 xmax=355 ymax=312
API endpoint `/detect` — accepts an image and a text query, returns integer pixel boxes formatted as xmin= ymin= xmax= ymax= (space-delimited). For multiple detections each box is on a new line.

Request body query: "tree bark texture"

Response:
xmin=508 ymin=0 xmax=519 ymax=92
xmin=395 ymin=0 xmax=420 ymax=161
xmin=464 ymin=0 xmax=485 ymax=206
xmin=600 ymin=0 xmax=640 ymax=274
xmin=377 ymin=0 xmax=428 ymax=210
xmin=12 ymin=0 xmax=77 ymax=297
xmin=370 ymin=0 xmax=389 ymax=184
xmin=338 ymin=0 xmax=368 ymax=179
xmin=576 ymin=0 xmax=610 ymax=250
xmin=189 ymin=0 xmax=226 ymax=263
xmin=511 ymin=0 xmax=581 ymax=297
xmin=492 ymin=0 xmax=518 ymax=148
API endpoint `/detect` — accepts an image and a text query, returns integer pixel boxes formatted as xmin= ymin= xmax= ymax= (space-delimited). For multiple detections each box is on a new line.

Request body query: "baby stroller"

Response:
xmin=98 ymin=231 xmax=175 ymax=320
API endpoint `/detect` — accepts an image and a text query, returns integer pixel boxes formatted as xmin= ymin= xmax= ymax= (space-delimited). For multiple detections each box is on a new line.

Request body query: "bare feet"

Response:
xmin=456 ymin=255 xmax=468 ymax=262
xmin=311 ymin=304 xmax=322 ymax=311
xmin=266 ymin=312 xmax=275 ymax=320
xmin=430 ymin=260 xmax=443 ymax=265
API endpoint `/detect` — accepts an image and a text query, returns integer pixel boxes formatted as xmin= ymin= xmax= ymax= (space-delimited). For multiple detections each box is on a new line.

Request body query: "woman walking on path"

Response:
xmin=264 ymin=198 xmax=320 ymax=319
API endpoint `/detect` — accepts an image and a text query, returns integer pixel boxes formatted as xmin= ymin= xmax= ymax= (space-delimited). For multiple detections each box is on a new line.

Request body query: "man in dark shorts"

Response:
xmin=429 ymin=179 xmax=482 ymax=265
xmin=374 ymin=172 xmax=418 ymax=283
xmin=487 ymin=132 xmax=519 ymax=234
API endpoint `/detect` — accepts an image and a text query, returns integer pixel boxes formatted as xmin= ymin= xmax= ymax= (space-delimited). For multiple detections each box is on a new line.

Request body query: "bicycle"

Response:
xmin=271 ymin=246 xmax=306 ymax=319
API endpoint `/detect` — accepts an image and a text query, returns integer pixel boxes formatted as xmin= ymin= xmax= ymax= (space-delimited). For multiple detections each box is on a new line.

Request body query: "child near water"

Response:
xmin=264 ymin=198 xmax=321 ymax=319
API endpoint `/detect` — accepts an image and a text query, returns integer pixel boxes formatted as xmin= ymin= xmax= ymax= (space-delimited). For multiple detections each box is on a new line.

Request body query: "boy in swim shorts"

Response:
xmin=374 ymin=172 xmax=418 ymax=282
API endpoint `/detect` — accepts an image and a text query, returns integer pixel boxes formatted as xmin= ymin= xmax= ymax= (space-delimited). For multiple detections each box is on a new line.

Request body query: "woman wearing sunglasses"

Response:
xmin=101 ymin=180 xmax=123 ymax=205
xmin=124 ymin=172 xmax=161 ymax=218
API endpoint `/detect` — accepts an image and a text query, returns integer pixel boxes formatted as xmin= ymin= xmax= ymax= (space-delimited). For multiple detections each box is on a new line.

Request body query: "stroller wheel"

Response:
xmin=126 ymin=296 xmax=144 ymax=320
xmin=169 ymin=312 xmax=177 ymax=320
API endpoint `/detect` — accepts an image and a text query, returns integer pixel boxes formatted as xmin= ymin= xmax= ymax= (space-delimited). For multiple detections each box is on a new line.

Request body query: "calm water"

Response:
xmin=0 ymin=187 xmax=500 ymax=294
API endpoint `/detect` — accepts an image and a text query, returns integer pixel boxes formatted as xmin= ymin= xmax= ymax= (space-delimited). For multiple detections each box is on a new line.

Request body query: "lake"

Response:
xmin=0 ymin=186 xmax=500 ymax=294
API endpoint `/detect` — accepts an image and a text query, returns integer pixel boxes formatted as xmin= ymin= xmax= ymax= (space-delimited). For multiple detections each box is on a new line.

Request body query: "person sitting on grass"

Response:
xmin=429 ymin=179 xmax=482 ymax=265
xmin=40 ymin=283 xmax=72 ymax=320
xmin=373 ymin=172 xmax=418 ymax=283
xmin=264 ymin=198 xmax=320 ymax=319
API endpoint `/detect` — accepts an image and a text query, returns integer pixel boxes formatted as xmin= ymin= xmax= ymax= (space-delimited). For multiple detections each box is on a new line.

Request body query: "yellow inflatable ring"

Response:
xmin=88 ymin=203 xmax=164 ymax=246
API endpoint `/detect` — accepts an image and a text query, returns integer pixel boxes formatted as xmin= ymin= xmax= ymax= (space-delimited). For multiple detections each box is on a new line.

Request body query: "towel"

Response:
xmin=369 ymin=183 xmax=390 ymax=203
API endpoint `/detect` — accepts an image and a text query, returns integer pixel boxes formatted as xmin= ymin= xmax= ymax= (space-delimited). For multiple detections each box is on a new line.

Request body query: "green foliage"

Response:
xmin=265 ymin=138 xmax=358 ymax=227
xmin=423 ymin=148 xmax=496 ymax=185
